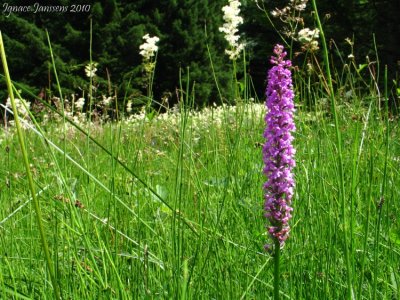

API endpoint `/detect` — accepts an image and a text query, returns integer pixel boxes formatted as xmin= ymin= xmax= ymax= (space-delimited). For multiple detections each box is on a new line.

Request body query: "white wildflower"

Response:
xmin=290 ymin=0 xmax=308 ymax=11
xmin=126 ymin=100 xmax=133 ymax=113
xmin=75 ymin=97 xmax=85 ymax=110
xmin=309 ymin=40 xmax=319 ymax=51
xmin=102 ymin=95 xmax=113 ymax=107
xmin=226 ymin=43 xmax=245 ymax=61
xmin=271 ymin=7 xmax=290 ymax=18
xmin=306 ymin=62 xmax=314 ymax=74
xmin=6 ymin=97 xmax=30 ymax=116
xmin=42 ymin=114 xmax=49 ymax=124
xmin=219 ymin=0 xmax=245 ymax=60
xmin=139 ymin=34 xmax=160 ymax=60
xmin=294 ymin=3 xmax=307 ymax=11
xmin=345 ymin=37 xmax=354 ymax=46
xmin=297 ymin=28 xmax=319 ymax=43
xmin=85 ymin=62 xmax=98 ymax=78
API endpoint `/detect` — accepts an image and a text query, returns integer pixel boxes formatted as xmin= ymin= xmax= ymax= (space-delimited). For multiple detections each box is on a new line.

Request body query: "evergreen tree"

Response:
xmin=1 ymin=0 xmax=398 ymax=107
xmin=1 ymin=0 xmax=232 ymax=108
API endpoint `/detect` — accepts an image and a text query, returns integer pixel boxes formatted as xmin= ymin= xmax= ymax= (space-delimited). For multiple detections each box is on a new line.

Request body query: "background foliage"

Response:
xmin=0 ymin=0 xmax=399 ymax=107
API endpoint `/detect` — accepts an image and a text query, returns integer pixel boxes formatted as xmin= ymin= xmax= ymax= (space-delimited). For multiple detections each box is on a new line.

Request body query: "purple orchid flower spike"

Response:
xmin=263 ymin=44 xmax=296 ymax=251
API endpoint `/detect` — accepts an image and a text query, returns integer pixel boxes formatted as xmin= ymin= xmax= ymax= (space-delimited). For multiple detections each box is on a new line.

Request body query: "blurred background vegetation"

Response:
xmin=0 ymin=0 xmax=399 ymax=109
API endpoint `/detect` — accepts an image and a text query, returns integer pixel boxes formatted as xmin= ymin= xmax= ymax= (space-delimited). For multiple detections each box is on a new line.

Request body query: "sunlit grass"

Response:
xmin=0 ymin=93 xmax=399 ymax=298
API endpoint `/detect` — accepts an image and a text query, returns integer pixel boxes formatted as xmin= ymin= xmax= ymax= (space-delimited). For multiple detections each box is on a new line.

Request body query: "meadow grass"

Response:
xmin=1 ymin=85 xmax=399 ymax=299
xmin=1 ymin=26 xmax=400 ymax=300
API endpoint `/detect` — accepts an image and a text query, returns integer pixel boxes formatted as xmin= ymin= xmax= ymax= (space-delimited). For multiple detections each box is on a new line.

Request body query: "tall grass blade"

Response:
xmin=0 ymin=31 xmax=61 ymax=300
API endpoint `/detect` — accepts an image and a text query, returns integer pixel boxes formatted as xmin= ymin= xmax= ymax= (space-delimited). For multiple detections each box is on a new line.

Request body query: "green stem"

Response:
xmin=0 ymin=32 xmax=61 ymax=300
xmin=373 ymin=66 xmax=389 ymax=300
xmin=45 ymin=30 xmax=66 ymax=170
xmin=274 ymin=240 xmax=281 ymax=300
xmin=87 ymin=18 xmax=93 ymax=180
xmin=311 ymin=1 xmax=353 ymax=299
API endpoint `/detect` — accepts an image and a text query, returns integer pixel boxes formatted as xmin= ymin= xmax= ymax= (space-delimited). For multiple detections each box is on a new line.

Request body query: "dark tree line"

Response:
xmin=1 ymin=0 xmax=399 ymax=109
